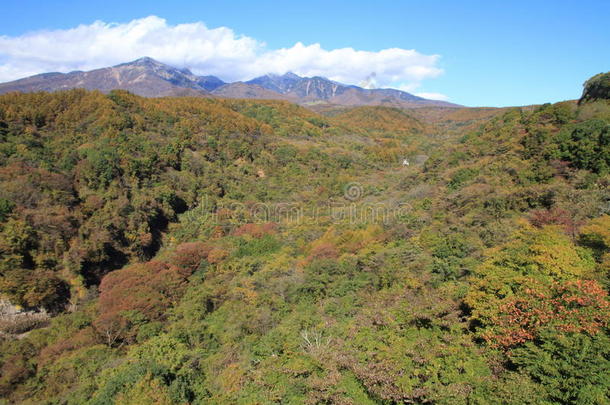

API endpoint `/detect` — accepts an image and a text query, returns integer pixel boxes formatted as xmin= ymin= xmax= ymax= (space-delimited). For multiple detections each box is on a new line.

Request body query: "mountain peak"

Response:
xmin=246 ymin=71 xmax=303 ymax=93
xmin=134 ymin=56 xmax=156 ymax=63
xmin=262 ymin=72 xmax=301 ymax=79
xmin=282 ymin=72 xmax=301 ymax=79
xmin=117 ymin=57 xmax=167 ymax=68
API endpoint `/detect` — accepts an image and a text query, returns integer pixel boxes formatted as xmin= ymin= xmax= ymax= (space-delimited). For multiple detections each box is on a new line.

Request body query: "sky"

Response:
xmin=0 ymin=0 xmax=608 ymax=107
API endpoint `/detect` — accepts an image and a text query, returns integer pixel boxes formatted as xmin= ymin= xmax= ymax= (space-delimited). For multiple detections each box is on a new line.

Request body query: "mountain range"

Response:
xmin=0 ymin=57 xmax=458 ymax=108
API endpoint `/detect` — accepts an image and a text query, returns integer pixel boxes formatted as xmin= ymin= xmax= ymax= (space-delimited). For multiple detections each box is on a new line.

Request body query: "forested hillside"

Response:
xmin=0 ymin=73 xmax=609 ymax=404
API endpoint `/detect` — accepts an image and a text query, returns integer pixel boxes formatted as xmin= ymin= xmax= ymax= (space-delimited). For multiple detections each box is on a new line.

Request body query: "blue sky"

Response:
xmin=1 ymin=0 xmax=609 ymax=107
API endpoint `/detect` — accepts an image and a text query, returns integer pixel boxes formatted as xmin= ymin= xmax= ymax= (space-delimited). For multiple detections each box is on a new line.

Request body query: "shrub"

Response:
xmin=557 ymin=119 xmax=610 ymax=173
xmin=509 ymin=331 xmax=610 ymax=404
xmin=0 ymin=198 xmax=14 ymax=222
xmin=234 ymin=235 xmax=280 ymax=258
xmin=448 ymin=167 xmax=478 ymax=190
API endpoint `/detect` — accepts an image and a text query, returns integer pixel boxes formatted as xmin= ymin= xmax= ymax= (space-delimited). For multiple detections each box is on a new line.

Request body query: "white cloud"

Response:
xmin=414 ymin=92 xmax=450 ymax=101
xmin=395 ymin=83 xmax=421 ymax=93
xmin=0 ymin=16 xmax=444 ymax=92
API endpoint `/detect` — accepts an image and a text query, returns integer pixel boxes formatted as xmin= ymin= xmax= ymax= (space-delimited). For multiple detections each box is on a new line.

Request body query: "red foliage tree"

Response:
xmin=485 ymin=279 xmax=610 ymax=347
xmin=93 ymin=260 xmax=195 ymax=345
xmin=170 ymin=242 xmax=211 ymax=274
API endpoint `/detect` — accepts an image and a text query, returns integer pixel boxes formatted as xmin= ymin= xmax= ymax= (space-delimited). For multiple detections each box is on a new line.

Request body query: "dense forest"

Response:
xmin=0 ymin=72 xmax=609 ymax=404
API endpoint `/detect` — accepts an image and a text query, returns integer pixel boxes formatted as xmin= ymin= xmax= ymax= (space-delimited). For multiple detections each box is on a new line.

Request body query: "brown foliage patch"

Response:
xmin=232 ymin=222 xmax=277 ymax=238
xmin=170 ymin=241 xmax=212 ymax=274
xmin=93 ymin=260 xmax=194 ymax=345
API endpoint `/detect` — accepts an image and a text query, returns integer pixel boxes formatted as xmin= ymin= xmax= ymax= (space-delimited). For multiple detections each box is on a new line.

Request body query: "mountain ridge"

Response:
xmin=0 ymin=57 xmax=459 ymax=107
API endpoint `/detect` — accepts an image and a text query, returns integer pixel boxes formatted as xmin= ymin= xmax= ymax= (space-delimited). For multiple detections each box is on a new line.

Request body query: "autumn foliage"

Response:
xmin=232 ymin=222 xmax=277 ymax=238
xmin=529 ymin=207 xmax=581 ymax=236
xmin=93 ymin=260 xmax=194 ymax=345
xmin=485 ymin=279 xmax=610 ymax=347
xmin=169 ymin=241 xmax=211 ymax=273
xmin=1 ymin=76 xmax=610 ymax=404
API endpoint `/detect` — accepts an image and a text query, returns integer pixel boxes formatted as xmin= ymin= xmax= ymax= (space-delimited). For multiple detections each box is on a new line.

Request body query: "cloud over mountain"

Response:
xmin=414 ymin=92 xmax=450 ymax=101
xmin=0 ymin=16 xmax=444 ymax=95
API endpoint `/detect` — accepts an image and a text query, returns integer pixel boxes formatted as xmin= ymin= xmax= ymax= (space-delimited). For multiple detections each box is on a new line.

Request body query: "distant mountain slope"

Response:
xmin=245 ymin=72 xmax=457 ymax=108
xmin=245 ymin=72 xmax=302 ymax=93
xmin=0 ymin=57 xmax=458 ymax=107
xmin=0 ymin=57 xmax=220 ymax=97
xmin=195 ymin=75 xmax=226 ymax=91
xmin=212 ymin=82 xmax=292 ymax=100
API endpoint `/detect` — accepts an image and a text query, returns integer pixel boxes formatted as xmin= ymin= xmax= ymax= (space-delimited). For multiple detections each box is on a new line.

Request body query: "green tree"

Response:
xmin=557 ymin=119 xmax=610 ymax=173
xmin=509 ymin=331 xmax=610 ymax=404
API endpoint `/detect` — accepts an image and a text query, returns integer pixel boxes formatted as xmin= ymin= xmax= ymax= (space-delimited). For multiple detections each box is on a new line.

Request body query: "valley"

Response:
xmin=0 ymin=70 xmax=608 ymax=403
